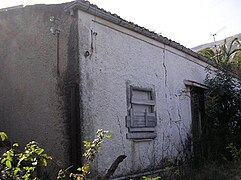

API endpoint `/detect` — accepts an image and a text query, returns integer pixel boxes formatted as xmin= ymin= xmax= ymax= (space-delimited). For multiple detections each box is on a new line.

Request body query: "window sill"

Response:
xmin=126 ymin=132 xmax=157 ymax=140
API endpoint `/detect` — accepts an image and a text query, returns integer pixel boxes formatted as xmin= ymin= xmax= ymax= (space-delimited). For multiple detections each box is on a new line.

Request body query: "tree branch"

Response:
xmin=102 ymin=155 xmax=127 ymax=180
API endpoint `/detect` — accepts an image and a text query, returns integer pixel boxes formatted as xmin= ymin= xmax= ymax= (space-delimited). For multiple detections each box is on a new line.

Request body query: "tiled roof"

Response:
xmin=65 ymin=0 xmax=216 ymax=66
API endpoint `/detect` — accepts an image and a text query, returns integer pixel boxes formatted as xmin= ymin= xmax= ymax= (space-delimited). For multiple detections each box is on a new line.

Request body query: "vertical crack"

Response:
xmin=117 ymin=115 xmax=126 ymax=154
xmin=116 ymin=115 xmax=128 ymax=171
xmin=167 ymin=110 xmax=172 ymax=128
xmin=162 ymin=47 xmax=168 ymax=87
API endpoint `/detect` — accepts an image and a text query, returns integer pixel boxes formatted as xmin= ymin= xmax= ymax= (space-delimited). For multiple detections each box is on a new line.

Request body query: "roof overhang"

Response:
xmin=184 ymin=80 xmax=208 ymax=89
xmin=64 ymin=1 xmax=216 ymax=68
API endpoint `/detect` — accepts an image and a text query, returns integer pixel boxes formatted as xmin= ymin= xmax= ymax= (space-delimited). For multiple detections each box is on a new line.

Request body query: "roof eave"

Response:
xmin=64 ymin=1 xmax=216 ymax=67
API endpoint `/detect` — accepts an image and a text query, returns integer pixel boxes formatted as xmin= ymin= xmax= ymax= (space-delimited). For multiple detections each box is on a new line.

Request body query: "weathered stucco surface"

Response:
xmin=0 ymin=2 xmax=217 ymax=179
xmin=0 ymin=3 xmax=79 ymax=171
xmin=78 ymin=10 xmax=213 ymax=178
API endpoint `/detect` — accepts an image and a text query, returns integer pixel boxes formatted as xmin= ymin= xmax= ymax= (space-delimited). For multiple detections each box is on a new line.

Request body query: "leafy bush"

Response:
xmin=0 ymin=133 xmax=51 ymax=179
xmin=204 ymin=68 xmax=241 ymax=160
xmin=0 ymin=129 xmax=111 ymax=179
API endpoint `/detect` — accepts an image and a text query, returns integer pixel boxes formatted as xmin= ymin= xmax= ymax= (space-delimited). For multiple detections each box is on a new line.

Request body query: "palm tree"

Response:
xmin=198 ymin=38 xmax=241 ymax=66
xmin=197 ymin=47 xmax=215 ymax=60
xmin=216 ymin=38 xmax=241 ymax=64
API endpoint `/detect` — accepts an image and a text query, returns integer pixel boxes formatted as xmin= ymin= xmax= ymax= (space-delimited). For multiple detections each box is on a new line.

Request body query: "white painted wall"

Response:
xmin=78 ymin=10 xmax=212 ymax=178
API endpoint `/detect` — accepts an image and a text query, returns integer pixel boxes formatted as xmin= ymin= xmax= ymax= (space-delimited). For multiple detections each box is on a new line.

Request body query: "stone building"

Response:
xmin=0 ymin=1 xmax=216 ymax=179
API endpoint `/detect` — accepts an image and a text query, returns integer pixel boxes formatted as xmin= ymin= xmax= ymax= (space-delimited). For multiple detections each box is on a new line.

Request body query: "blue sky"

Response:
xmin=1 ymin=0 xmax=241 ymax=48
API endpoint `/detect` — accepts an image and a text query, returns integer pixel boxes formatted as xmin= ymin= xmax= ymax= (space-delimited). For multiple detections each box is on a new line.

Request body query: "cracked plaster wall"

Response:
xmin=78 ymin=10 xmax=213 ymax=178
xmin=0 ymin=4 xmax=78 ymax=173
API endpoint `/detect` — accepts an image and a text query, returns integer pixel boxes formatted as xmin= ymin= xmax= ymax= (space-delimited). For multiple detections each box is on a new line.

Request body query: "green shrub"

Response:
xmin=0 ymin=129 xmax=111 ymax=179
xmin=204 ymin=68 xmax=241 ymax=160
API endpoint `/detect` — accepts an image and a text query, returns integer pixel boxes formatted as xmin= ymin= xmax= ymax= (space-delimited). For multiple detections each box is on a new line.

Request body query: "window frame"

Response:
xmin=126 ymin=85 xmax=157 ymax=140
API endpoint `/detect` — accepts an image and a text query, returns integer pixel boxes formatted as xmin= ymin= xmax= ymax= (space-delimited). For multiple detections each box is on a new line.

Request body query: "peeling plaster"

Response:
xmin=77 ymin=10 xmax=213 ymax=179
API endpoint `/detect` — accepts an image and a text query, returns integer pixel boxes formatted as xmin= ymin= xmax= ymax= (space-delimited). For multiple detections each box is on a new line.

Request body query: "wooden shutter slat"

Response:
xmin=146 ymin=116 xmax=157 ymax=127
xmin=127 ymin=132 xmax=157 ymax=139
xmin=131 ymin=115 xmax=145 ymax=127
xmin=131 ymin=97 xmax=155 ymax=106
xmin=128 ymin=87 xmax=157 ymax=132
xmin=130 ymin=114 xmax=157 ymax=128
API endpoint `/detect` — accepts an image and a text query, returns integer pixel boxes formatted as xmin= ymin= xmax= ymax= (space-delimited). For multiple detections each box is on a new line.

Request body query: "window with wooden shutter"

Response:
xmin=126 ymin=86 xmax=157 ymax=140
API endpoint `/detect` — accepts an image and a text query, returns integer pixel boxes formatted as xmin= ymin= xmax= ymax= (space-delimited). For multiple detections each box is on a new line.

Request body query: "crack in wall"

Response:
xmin=162 ymin=46 xmax=168 ymax=88
xmin=171 ymin=97 xmax=193 ymax=162
xmin=116 ymin=115 xmax=128 ymax=173
xmin=116 ymin=115 xmax=126 ymax=155
xmin=139 ymin=148 xmax=146 ymax=168
xmin=167 ymin=110 xmax=173 ymax=128
xmin=160 ymin=44 xmax=193 ymax=165
xmin=153 ymin=139 xmax=158 ymax=167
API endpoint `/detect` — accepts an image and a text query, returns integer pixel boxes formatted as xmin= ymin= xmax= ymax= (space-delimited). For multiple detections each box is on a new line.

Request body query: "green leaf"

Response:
xmin=0 ymin=132 xmax=8 ymax=141
xmin=105 ymin=135 xmax=112 ymax=139
xmin=6 ymin=160 xmax=12 ymax=168
xmin=13 ymin=143 xmax=19 ymax=147
xmin=83 ymin=141 xmax=91 ymax=148
xmin=77 ymin=167 xmax=82 ymax=171
xmin=41 ymin=153 xmax=49 ymax=158
xmin=6 ymin=153 xmax=13 ymax=161
xmin=42 ymin=158 xmax=47 ymax=166
xmin=36 ymin=148 xmax=44 ymax=155
xmin=14 ymin=167 xmax=21 ymax=175
xmin=1 ymin=158 xmax=6 ymax=163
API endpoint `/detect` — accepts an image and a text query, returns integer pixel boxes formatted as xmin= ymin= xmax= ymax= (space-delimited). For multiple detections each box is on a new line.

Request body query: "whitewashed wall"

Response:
xmin=78 ymin=10 xmax=212 ymax=178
